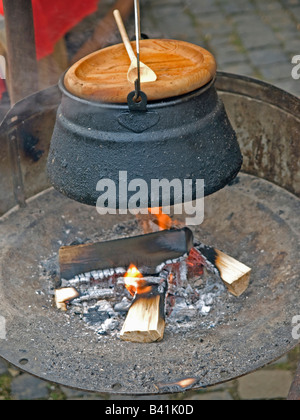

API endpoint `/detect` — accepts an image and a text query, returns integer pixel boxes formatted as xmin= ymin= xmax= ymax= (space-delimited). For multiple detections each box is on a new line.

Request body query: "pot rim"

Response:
xmin=58 ymin=71 xmax=216 ymax=111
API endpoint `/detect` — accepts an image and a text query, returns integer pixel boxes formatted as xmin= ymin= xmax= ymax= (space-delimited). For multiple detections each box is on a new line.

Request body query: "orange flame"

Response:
xmin=148 ymin=207 xmax=173 ymax=230
xmin=136 ymin=207 xmax=183 ymax=234
xmin=124 ymin=264 xmax=152 ymax=296
xmin=124 ymin=264 xmax=143 ymax=280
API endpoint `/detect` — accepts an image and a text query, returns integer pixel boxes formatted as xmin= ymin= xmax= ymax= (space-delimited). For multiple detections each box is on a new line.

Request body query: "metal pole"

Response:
xmin=134 ymin=0 xmax=141 ymax=99
xmin=8 ymin=130 xmax=26 ymax=208
xmin=3 ymin=0 xmax=39 ymax=104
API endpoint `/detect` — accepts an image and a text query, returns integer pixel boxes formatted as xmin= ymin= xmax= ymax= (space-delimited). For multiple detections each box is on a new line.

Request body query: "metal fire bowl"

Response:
xmin=0 ymin=173 xmax=299 ymax=395
xmin=0 ymin=73 xmax=299 ymax=394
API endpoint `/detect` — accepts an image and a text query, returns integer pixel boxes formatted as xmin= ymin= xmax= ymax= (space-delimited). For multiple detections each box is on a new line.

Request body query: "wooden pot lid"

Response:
xmin=64 ymin=39 xmax=217 ymax=103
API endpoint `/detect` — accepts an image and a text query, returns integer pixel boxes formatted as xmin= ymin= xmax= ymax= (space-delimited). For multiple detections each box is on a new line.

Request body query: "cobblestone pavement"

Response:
xmin=140 ymin=0 xmax=300 ymax=97
xmin=0 ymin=0 xmax=299 ymax=400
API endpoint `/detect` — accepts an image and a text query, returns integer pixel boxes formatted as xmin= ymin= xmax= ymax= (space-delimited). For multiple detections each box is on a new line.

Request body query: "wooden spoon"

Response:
xmin=113 ymin=9 xmax=157 ymax=84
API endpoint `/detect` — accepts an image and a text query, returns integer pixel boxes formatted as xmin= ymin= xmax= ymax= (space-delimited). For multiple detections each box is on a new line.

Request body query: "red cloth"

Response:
xmin=0 ymin=0 xmax=99 ymax=60
xmin=0 ymin=78 xmax=6 ymax=98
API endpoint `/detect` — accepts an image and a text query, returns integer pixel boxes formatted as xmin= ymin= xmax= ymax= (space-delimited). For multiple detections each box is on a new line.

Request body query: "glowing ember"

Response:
xmin=155 ymin=377 xmax=199 ymax=392
xmin=175 ymin=377 xmax=198 ymax=388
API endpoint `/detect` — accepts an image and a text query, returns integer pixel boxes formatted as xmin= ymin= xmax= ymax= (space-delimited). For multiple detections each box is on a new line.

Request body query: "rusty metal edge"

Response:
xmin=216 ymin=71 xmax=300 ymax=119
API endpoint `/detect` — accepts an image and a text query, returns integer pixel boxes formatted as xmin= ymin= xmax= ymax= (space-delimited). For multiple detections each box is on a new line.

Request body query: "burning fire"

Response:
xmin=148 ymin=207 xmax=173 ymax=230
xmin=125 ymin=264 xmax=142 ymax=280
xmin=124 ymin=264 xmax=152 ymax=296
xmin=136 ymin=207 xmax=182 ymax=234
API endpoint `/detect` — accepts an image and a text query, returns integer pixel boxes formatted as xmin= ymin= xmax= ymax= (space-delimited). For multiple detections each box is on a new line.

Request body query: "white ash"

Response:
xmin=58 ymin=261 xmax=227 ymax=338
xmin=72 ymin=288 xmax=115 ymax=303
xmin=166 ymin=274 xmax=227 ymax=334
xmin=114 ymin=297 xmax=131 ymax=312
xmin=61 ymin=267 xmax=127 ymax=288
xmin=78 ymin=300 xmax=123 ymax=337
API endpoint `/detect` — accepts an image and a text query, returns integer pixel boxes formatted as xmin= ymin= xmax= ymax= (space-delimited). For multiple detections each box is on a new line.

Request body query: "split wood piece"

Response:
xmin=59 ymin=227 xmax=193 ymax=280
xmin=120 ymin=278 xmax=167 ymax=343
xmin=55 ymin=287 xmax=79 ymax=311
xmin=194 ymin=244 xmax=252 ymax=297
xmin=3 ymin=0 xmax=39 ymax=104
xmin=65 ymin=39 xmax=216 ymax=103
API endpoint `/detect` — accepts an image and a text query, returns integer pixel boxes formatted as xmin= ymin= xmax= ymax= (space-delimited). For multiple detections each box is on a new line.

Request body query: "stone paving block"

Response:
xmin=184 ymin=0 xmax=220 ymax=16
xmin=0 ymin=358 xmax=8 ymax=375
xmin=259 ymin=61 xmax=296 ymax=81
xmin=207 ymin=34 xmax=236 ymax=49
xmin=150 ymin=5 xmax=198 ymax=41
xmin=232 ymin=16 xmax=270 ymax=35
xmin=60 ymin=385 xmax=97 ymax=399
xmin=237 ymin=370 xmax=293 ymax=400
xmin=275 ymin=28 xmax=300 ymax=44
xmin=261 ymin=9 xmax=296 ymax=29
xmin=238 ymin=28 xmax=280 ymax=50
xmin=186 ymin=391 xmax=233 ymax=400
xmin=290 ymin=6 xmax=300 ymax=22
xmin=283 ymin=38 xmax=300 ymax=55
xmin=231 ymin=13 xmax=265 ymax=28
xmin=201 ymin=21 xmax=228 ymax=36
xmin=221 ymin=62 xmax=256 ymax=77
xmin=216 ymin=52 xmax=249 ymax=67
xmin=150 ymin=0 xmax=183 ymax=6
xmin=11 ymin=374 xmax=50 ymax=400
xmin=220 ymin=1 xmax=255 ymax=15
xmin=212 ymin=45 xmax=248 ymax=66
xmin=236 ymin=22 xmax=271 ymax=36
xmin=253 ymin=0 xmax=285 ymax=12
xmin=247 ymin=47 xmax=289 ymax=66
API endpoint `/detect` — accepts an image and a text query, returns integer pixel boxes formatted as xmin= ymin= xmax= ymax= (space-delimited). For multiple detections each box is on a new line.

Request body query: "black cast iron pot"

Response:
xmin=47 ymin=76 xmax=243 ymax=208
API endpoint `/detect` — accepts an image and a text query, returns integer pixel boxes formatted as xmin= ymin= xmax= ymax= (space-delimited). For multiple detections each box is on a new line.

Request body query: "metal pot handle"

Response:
xmin=118 ymin=90 xmax=160 ymax=133
xmin=127 ymin=90 xmax=148 ymax=112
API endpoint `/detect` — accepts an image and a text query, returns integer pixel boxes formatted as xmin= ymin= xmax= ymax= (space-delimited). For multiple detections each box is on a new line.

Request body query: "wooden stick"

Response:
xmin=120 ymin=278 xmax=167 ymax=343
xmin=194 ymin=244 xmax=252 ymax=297
xmin=3 ymin=0 xmax=39 ymax=104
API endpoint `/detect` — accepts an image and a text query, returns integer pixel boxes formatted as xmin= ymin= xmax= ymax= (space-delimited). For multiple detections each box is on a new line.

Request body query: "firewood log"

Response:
xmin=120 ymin=278 xmax=167 ymax=343
xmin=194 ymin=244 xmax=252 ymax=297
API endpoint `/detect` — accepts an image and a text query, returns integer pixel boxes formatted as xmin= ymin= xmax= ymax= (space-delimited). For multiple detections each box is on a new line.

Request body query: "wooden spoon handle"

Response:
xmin=113 ymin=9 xmax=136 ymax=63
